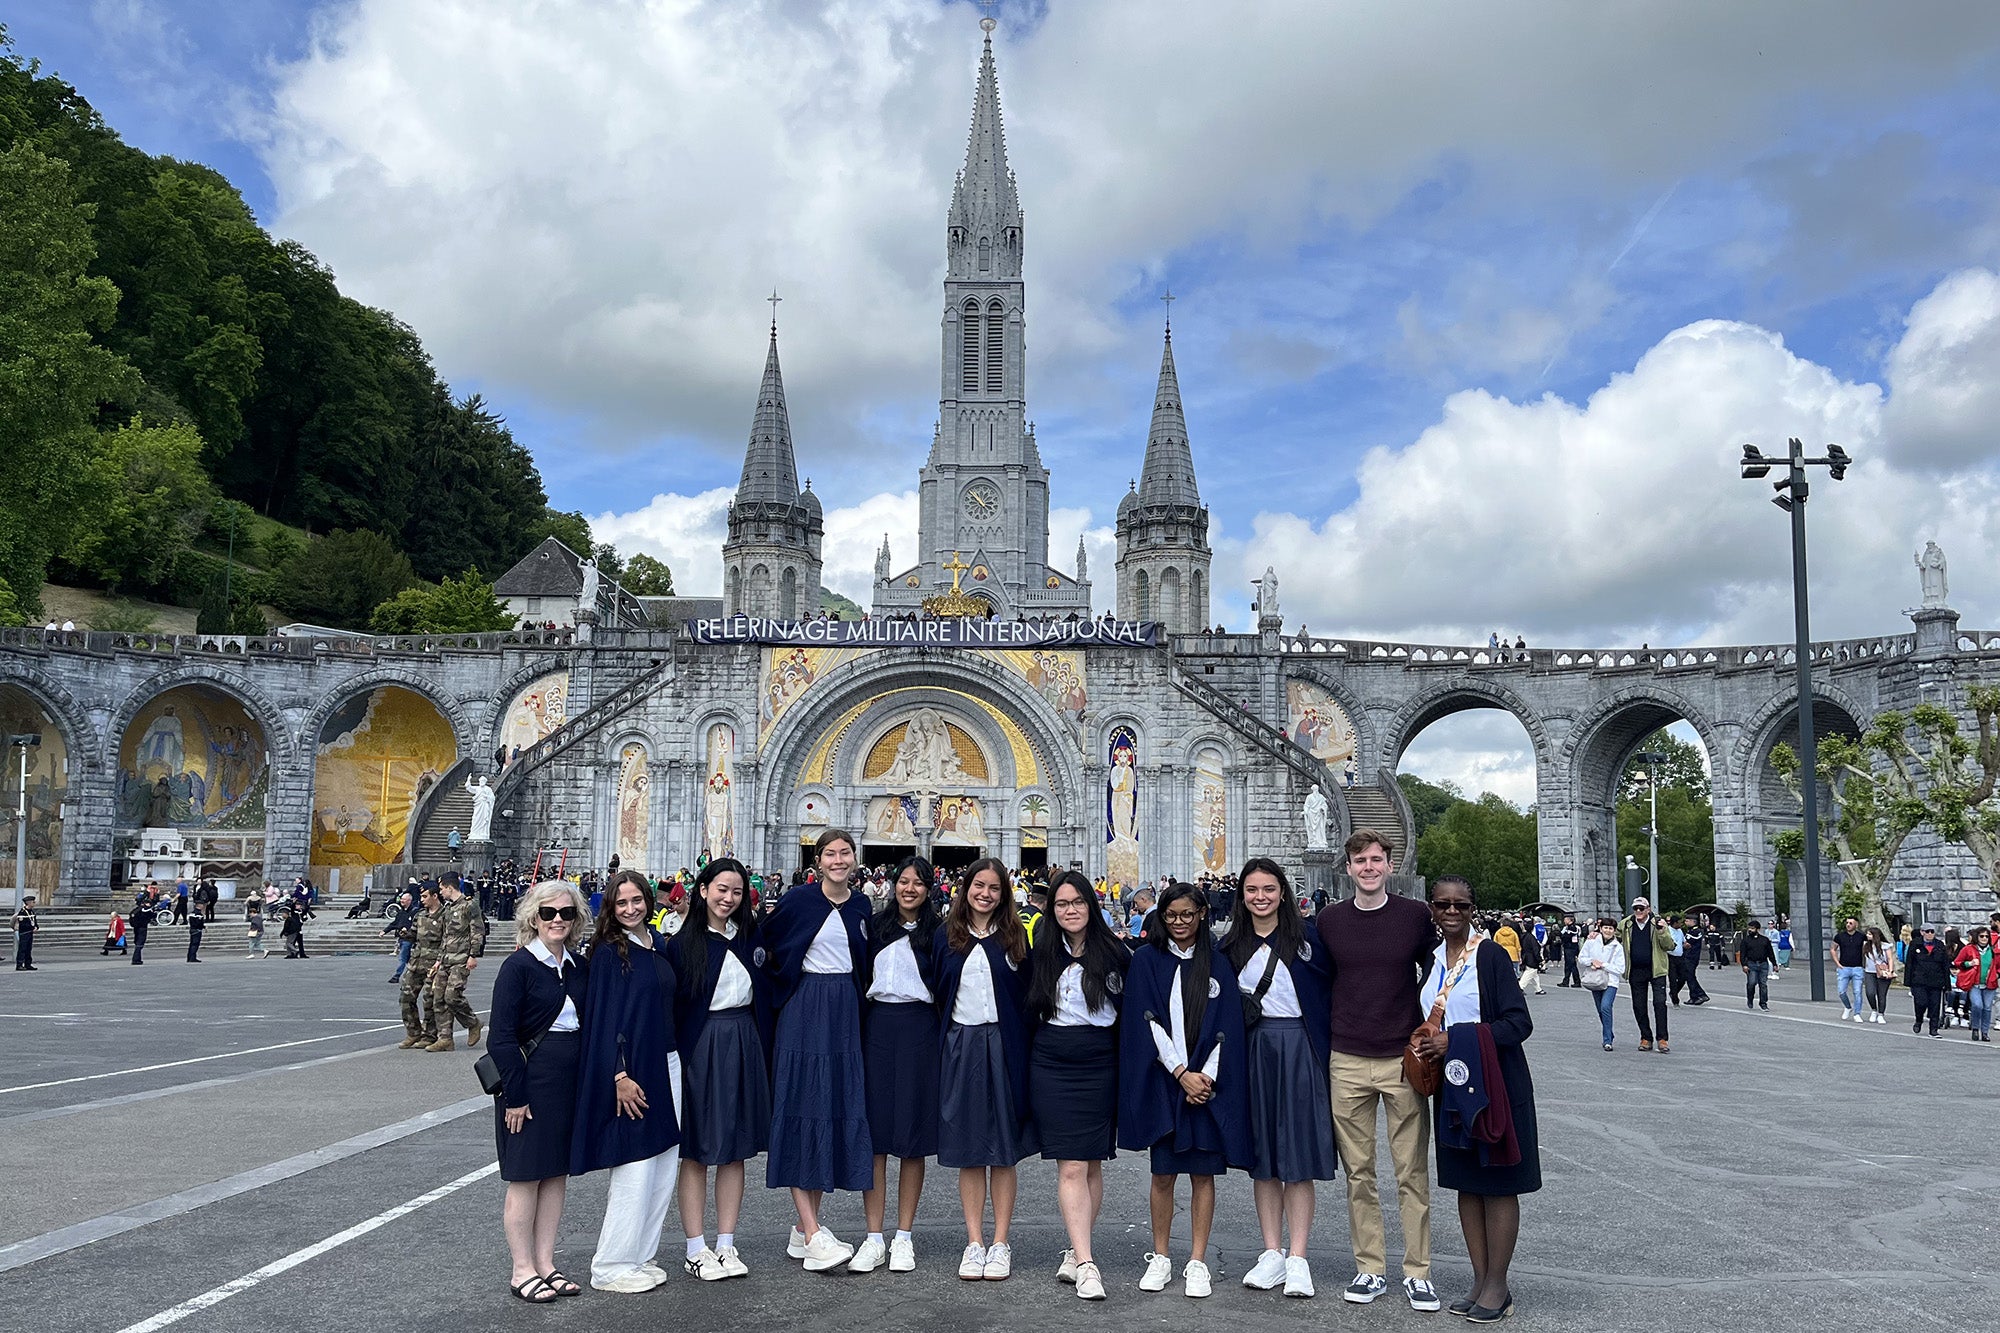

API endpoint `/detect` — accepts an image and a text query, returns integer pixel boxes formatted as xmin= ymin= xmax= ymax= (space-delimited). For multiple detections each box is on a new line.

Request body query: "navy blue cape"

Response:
xmin=1115 ymin=944 xmax=1252 ymax=1168
xmin=763 ymin=886 xmax=873 ymax=1006
xmin=570 ymin=929 xmax=682 ymax=1174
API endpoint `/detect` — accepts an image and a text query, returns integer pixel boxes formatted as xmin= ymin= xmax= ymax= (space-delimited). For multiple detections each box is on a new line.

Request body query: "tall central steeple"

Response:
xmin=872 ymin=23 xmax=1089 ymax=618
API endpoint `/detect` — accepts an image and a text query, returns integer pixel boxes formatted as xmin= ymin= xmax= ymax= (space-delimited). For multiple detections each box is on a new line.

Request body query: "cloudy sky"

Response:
xmin=15 ymin=0 xmax=2000 ymax=804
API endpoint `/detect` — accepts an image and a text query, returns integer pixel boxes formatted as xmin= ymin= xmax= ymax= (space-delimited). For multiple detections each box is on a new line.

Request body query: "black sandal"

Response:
xmin=542 ymin=1270 xmax=582 ymax=1297
xmin=510 ymin=1276 xmax=557 ymax=1303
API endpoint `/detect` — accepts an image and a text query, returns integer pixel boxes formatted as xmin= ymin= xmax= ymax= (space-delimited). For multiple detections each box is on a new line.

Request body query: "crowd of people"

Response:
xmin=479 ymin=828 xmax=1537 ymax=1320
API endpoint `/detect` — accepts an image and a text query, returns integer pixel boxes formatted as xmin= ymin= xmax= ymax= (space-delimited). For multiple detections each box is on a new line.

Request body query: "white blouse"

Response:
xmin=1149 ymin=943 xmax=1222 ymax=1079
xmin=952 ymin=938 xmax=1000 ymax=1026
xmin=1051 ymin=957 xmax=1117 ymax=1028
xmin=1417 ymin=941 xmax=1484 ymax=1029
xmin=866 ymin=929 xmax=933 ymax=1004
xmin=528 ymin=937 xmax=580 ymax=1032
xmin=1236 ymin=941 xmax=1303 ymax=1020
xmin=802 ymin=905 xmax=853 ymax=975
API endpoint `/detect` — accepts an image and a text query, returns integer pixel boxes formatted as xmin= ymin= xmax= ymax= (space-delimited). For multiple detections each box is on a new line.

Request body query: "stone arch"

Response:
xmin=1562 ymin=685 xmax=1723 ymax=802
xmin=726 ymin=565 xmax=742 ymax=615
xmin=845 ymin=704 xmax=1005 ymax=789
xmin=1280 ymin=668 xmax=1370 ymax=771
xmin=1379 ymin=678 xmax=1551 ymax=774
xmin=1189 ymin=568 xmax=1206 ymax=626
xmin=1733 ymin=683 xmax=1868 ymax=801
xmin=0 ymin=671 xmax=91 ymax=899
xmin=108 ymin=665 xmax=298 ymax=773
xmin=747 ymin=564 xmax=773 ymax=611
xmin=0 ymin=665 xmax=96 ymax=772
xmin=780 ymin=566 xmax=799 ymax=619
xmin=486 ymin=662 xmax=576 ymax=762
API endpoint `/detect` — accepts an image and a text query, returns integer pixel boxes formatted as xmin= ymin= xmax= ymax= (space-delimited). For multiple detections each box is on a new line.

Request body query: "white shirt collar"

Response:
xmin=527 ymin=937 xmax=570 ymax=969
xmin=625 ymin=928 xmax=653 ymax=948
xmin=1169 ymin=941 xmax=1196 ymax=960
xmin=708 ymin=919 xmax=739 ymax=940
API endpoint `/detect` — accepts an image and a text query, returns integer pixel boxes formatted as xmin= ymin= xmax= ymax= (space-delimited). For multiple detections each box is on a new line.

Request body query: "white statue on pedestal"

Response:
xmin=1302 ymin=784 xmax=1329 ymax=851
xmin=578 ymin=556 xmax=600 ymax=611
xmin=1258 ymin=565 xmax=1281 ymax=621
xmin=1916 ymin=541 xmax=1948 ymax=609
xmin=465 ymin=775 xmax=496 ymax=842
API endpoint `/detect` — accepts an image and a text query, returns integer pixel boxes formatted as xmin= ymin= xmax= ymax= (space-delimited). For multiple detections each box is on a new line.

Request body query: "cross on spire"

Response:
xmin=767 ymin=288 xmax=782 ymax=335
xmin=1162 ymin=287 xmax=1175 ymax=335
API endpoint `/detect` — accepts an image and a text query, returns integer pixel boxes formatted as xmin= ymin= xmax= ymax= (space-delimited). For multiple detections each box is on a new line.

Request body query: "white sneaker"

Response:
xmin=1853 ymin=1012 xmax=1866 ymax=1023
xmin=787 ymin=1226 xmax=809 ymax=1259
xmin=982 ymin=1242 xmax=1012 ymax=1280
xmin=1284 ymin=1255 xmax=1316 ymax=1298
xmin=592 ymin=1268 xmax=662 ymax=1293
xmin=958 ymin=1243 xmax=987 ymax=1280
xmin=1075 ymin=1261 xmax=1106 ymax=1300
xmin=801 ymin=1228 xmax=855 ymax=1272
xmin=1840 ymin=1006 xmax=1852 ymax=1020
xmin=1243 ymin=1248 xmax=1287 ymax=1290
xmin=848 ymin=1236 xmax=887 ymax=1273
xmin=1183 ymin=1259 xmax=1212 ymax=1298
xmin=1873 ymin=1012 xmax=1886 ymax=1024
xmin=716 ymin=1245 xmax=749 ymax=1278
xmin=1139 ymin=1251 xmax=1172 ymax=1292
xmin=683 ymin=1248 xmax=726 ymax=1281
xmin=888 ymin=1235 xmax=916 ymax=1272
xmin=1056 ymin=1248 xmax=1078 ymax=1284
xmin=639 ymin=1261 xmax=672 ymax=1284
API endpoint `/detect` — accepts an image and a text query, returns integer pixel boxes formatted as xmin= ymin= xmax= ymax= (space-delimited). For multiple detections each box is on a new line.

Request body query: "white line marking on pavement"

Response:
xmin=112 ymin=1163 xmax=499 ymax=1333
xmin=0 ymin=1095 xmax=492 ymax=1273
xmin=0 ymin=1024 xmax=404 ymax=1095
xmin=0 ymin=1045 xmax=385 ymax=1124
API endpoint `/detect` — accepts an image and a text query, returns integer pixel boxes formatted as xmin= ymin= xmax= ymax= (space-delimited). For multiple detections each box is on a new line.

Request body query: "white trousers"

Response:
xmin=590 ymin=1052 xmax=683 ymax=1285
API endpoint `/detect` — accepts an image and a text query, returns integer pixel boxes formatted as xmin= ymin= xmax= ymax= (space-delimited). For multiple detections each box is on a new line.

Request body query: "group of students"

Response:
xmin=485 ymin=826 xmax=1539 ymax=1323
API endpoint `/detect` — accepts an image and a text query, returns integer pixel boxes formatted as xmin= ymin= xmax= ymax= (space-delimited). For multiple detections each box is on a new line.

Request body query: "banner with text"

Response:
xmin=691 ymin=616 xmax=1159 ymax=649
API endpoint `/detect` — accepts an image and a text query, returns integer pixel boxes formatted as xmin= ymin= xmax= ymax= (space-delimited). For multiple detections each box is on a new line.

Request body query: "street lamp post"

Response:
xmin=1740 ymin=437 xmax=1850 ymax=1003
xmin=1635 ymin=750 xmax=1666 ymax=911
xmin=8 ymin=733 xmax=41 ymax=910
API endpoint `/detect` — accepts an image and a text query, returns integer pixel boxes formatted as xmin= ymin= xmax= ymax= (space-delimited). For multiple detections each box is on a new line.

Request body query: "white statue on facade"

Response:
xmin=1258 ymin=565 xmax=1281 ymax=619
xmin=1302 ymin=783 xmax=1329 ymax=851
xmin=1917 ymin=541 xmax=1948 ymax=609
xmin=578 ymin=556 xmax=600 ymax=610
xmin=881 ymin=708 xmax=969 ymax=785
xmin=464 ymin=774 xmax=495 ymax=842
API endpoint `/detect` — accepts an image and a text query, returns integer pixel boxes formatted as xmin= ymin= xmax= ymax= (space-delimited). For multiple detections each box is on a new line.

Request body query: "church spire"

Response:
xmin=736 ymin=321 xmax=800 ymax=504
xmin=1136 ymin=321 xmax=1199 ymax=507
xmin=947 ymin=28 xmax=1023 ymax=280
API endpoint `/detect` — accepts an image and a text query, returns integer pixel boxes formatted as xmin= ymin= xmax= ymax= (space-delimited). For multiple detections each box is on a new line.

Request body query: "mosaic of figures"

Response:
xmin=1192 ymin=744 xmax=1228 ymax=875
xmin=702 ymin=722 xmax=736 ymax=858
xmin=1105 ymin=725 xmax=1140 ymax=889
xmin=863 ymin=793 xmax=987 ymax=847
xmin=863 ymin=708 xmax=989 ymax=785
xmin=1285 ymin=678 xmax=1358 ymax=765
xmin=615 ymin=742 xmax=649 ymax=868
xmin=499 ymin=672 xmax=570 ymax=760
xmin=309 ymin=686 xmax=457 ymax=870
xmin=758 ymin=645 xmax=1089 ymax=754
xmin=0 ymin=686 xmax=67 ymax=882
xmin=117 ymin=685 xmax=269 ymax=830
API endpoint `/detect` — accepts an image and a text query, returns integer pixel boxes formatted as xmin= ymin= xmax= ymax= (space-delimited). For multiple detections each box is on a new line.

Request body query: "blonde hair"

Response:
xmin=514 ymin=880 xmax=590 ymax=950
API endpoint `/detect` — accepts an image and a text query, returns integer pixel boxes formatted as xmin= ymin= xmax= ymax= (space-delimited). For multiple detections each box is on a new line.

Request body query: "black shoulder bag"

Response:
xmin=1239 ymin=946 xmax=1281 ymax=1026
xmin=475 ymin=1020 xmax=554 ymax=1098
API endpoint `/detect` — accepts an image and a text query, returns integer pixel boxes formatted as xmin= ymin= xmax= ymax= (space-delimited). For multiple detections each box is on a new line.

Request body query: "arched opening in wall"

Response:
xmin=1573 ymin=705 xmax=1719 ymax=916
xmin=1394 ymin=698 xmax=1539 ymax=908
xmin=1135 ymin=569 xmax=1151 ymax=621
xmin=780 ymin=567 xmax=799 ymax=620
xmin=495 ymin=671 xmax=570 ymax=768
xmin=1754 ymin=699 xmax=1864 ymax=924
xmin=961 ymin=297 xmax=982 ymax=393
xmin=726 ymin=565 xmax=741 ymax=615
xmin=117 ymin=683 xmax=272 ymax=894
xmin=309 ymin=685 xmax=458 ymax=892
xmin=748 ymin=564 xmax=773 ymax=612
xmin=985 ymin=299 xmax=1005 ymax=393
xmin=1189 ymin=569 xmax=1205 ymax=627
xmin=1159 ymin=567 xmax=1182 ymax=635
xmin=0 ymin=685 xmax=70 ymax=899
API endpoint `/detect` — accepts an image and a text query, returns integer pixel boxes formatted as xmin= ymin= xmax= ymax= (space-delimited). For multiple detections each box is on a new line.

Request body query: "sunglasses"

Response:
xmin=537 ymin=905 xmax=579 ymax=922
xmin=1431 ymin=901 xmax=1473 ymax=913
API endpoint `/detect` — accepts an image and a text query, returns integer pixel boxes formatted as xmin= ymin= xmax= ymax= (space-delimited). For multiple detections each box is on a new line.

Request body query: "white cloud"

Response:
xmin=589 ymin=487 xmax=734 ymax=597
xmin=821 ymin=490 xmax=919 ymax=607
xmin=1241 ymin=268 xmax=2000 ymax=647
xmin=1883 ymin=267 xmax=2000 ymax=470
xmin=1049 ymin=506 xmax=1115 ymax=613
xmin=1399 ymin=712 xmax=1539 ymax=810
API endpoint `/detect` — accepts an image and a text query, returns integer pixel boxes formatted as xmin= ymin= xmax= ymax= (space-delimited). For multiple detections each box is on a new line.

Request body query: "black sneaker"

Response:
xmin=1343 ymin=1273 xmax=1388 ymax=1304
xmin=1404 ymin=1277 xmax=1443 ymax=1311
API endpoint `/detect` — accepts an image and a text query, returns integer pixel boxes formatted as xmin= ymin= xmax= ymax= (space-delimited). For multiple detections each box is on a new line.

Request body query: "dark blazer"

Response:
xmin=674 ymin=921 xmax=776 ymax=1057
xmin=487 ymin=945 xmax=588 ymax=1109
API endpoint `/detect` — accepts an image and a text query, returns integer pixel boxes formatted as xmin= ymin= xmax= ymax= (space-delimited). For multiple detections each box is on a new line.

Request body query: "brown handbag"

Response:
xmin=1403 ymin=996 xmax=1447 ymax=1097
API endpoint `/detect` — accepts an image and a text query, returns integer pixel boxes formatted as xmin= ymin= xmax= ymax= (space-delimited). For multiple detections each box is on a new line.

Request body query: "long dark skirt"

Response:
xmin=1029 ymin=1024 xmax=1117 ymax=1161
xmin=1436 ymin=1045 xmax=1542 ymax=1196
xmin=495 ymin=1030 xmax=581 ymax=1182
xmin=767 ymin=973 xmax=873 ymax=1192
xmin=1244 ymin=1018 xmax=1339 ymax=1182
xmin=865 ymin=999 xmax=940 ymax=1160
xmin=682 ymin=1007 xmax=771 ymax=1166
xmin=938 ymin=1022 xmax=1034 ymax=1168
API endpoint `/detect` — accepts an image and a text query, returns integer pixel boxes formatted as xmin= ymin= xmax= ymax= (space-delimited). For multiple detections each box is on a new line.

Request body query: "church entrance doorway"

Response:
xmin=932 ymin=844 xmax=983 ymax=875
xmin=1018 ymin=846 xmax=1048 ymax=876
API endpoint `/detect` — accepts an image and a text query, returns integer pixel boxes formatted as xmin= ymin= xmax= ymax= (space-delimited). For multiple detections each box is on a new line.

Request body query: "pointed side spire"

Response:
xmin=1075 ymin=534 xmax=1089 ymax=582
xmin=737 ymin=323 xmax=800 ymax=505
xmin=1136 ymin=322 xmax=1199 ymax=507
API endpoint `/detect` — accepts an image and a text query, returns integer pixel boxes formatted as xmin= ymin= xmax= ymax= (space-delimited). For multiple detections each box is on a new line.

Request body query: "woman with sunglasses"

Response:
xmin=1219 ymin=857 xmax=1336 ymax=1298
xmin=673 ymin=858 xmax=774 ymax=1279
xmin=933 ymin=858 xmax=1037 ymax=1282
xmin=1025 ymin=869 xmax=1130 ymax=1300
xmin=1578 ymin=919 xmax=1624 ymax=1050
xmin=763 ymin=828 xmax=876 ymax=1271
xmin=1118 ymin=880 xmax=1250 ymax=1299
xmin=490 ymin=880 xmax=592 ymax=1304
xmin=572 ymin=869 xmax=683 ymax=1293
xmin=1409 ymin=877 xmax=1539 ymax=1323
xmin=859 ymin=855 xmax=944 ymax=1274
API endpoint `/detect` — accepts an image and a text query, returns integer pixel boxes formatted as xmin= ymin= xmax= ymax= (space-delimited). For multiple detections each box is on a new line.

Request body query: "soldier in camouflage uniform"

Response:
xmin=427 ymin=873 xmax=482 ymax=1052
xmin=397 ymin=884 xmax=443 ymax=1049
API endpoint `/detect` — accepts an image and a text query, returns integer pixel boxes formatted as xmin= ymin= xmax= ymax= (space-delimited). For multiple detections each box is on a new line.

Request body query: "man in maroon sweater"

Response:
xmin=1317 ymin=829 xmax=1442 ymax=1311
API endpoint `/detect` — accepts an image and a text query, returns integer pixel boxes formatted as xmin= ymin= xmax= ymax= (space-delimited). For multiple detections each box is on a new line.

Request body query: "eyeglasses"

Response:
xmin=537 ymin=905 xmax=579 ymax=922
xmin=1161 ymin=911 xmax=1200 ymax=925
xmin=1431 ymin=901 xmax=1473 ymax=914
xmin=1053 ymin=898 xmax=1090 ymax=911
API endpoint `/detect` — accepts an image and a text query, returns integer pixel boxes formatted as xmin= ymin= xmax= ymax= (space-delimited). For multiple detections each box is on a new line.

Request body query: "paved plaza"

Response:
xmin=1 ymin=946 xmax=1992 ymax=1332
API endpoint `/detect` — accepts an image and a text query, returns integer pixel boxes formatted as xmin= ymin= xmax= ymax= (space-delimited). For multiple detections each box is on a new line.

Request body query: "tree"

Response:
xmin=1397 ymin=772 xmax=1464 ymax=841
xmin=0 ymin=576 xmax=23 ymax=628
xmin=63 ymin=416 xmax=218 ymax=593
xmin=368 ymin=569 xmax=514 ymax=635
xmin=195 ymin=577 xmax=267 ymax=635
xmin=1616 ymin=727 xmax=1710 ymax=803
xmin=525 ymin=508 xmax=592 ymax=558
xmin=0 ymin=140 xmax=135 ymax=612
xmin=1415 ymin=792 xmax=1540 ymax=908
xmin=1770 ymin=716 xmax=1928 ymax=935
xmin=1614 ymin=727 xmax=1716 ymax=910
xmin=621 ymin=553 xmax=675 ymax=597
xmin=1932 ymin=686 xmax=2000 ymax=904
xmin=819 ymin=585 xmax=861 ymax=620
xmin=272 ymin=528 xmax=415 ymax=629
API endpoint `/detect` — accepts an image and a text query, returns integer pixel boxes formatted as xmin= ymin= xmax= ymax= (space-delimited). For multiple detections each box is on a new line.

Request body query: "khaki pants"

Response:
xmin=1329 ymin=1050 xmax=1431 ymax=1279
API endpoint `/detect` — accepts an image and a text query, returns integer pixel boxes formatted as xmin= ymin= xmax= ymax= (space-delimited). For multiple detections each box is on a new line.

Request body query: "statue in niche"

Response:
xmin=1302 ymin=784 xmax=1329 ymax=852
xmin=1916 ymin=541 xmax=1948 ymax=609
xmin=881 ymin=708 xmax=970 ymax=785
xmin=146 ymin=776 xmax=174 ymax=827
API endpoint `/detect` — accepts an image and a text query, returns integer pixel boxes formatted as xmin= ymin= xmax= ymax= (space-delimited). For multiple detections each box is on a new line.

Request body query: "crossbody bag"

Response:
xmin=474 ymin=1021 xmax=554 ymax=1098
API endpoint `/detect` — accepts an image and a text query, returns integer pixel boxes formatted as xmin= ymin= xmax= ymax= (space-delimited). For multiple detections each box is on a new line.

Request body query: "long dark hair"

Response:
xmin=945 ymin=856 xmax=1027 ymax=965
xmin=869 ymin=855 xmax=941 ymax=951
xmin=1027 ymin=870 xmax=1127 ymax=1020
xmin=676 ymin=857 xmax=751 ymax=994
xmin=1221 ymin=856 xmax=1304 ymax=972
xmin=1143 ymin=881 xmax=1212 ymax=1042
xmin=590 ymin=870 xmax=655 ymax=971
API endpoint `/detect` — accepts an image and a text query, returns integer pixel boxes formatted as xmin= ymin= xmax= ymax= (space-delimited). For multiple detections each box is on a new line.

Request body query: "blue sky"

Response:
xmin=12 ymin=1 xmax=2000 ymax=802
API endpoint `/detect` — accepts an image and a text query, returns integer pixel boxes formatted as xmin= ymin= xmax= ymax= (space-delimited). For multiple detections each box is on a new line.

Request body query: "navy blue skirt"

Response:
xmin=865 ymin=999 xmax=939 ymax=1160
xmin=1245 ymin=1018 xmax=1339 ymax=1182
xmin=767 ymin=973 xmax=873 ymax=1191
xmin=938 ymin=1022 xmax=1034 ymax=1168
xmin=1150 ymin=1140 xmax=1229 ymax=1176
xmin=683 ymin=1007 xmax=771 ymax=1166
xmin=1029 ymin=1024 xmax=1117 ymax=1161
xmin=495 ymin=1030 xmax=580 ymax=1182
